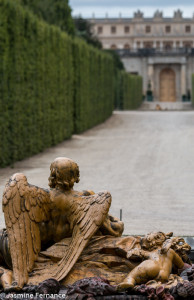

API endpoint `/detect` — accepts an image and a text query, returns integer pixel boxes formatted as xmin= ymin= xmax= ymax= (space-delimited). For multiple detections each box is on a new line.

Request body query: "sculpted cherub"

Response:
xmin=1 ymin=157 xmax=123 ymax=291
xmin=118 ymin=232 xmax=191 ymax=290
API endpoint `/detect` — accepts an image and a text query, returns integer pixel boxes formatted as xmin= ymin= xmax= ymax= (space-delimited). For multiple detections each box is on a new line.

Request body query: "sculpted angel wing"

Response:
xmin=2 ymin=173 xmax=52 ymax=289
xmin=53 ymin=191 xmax=111 ymax=281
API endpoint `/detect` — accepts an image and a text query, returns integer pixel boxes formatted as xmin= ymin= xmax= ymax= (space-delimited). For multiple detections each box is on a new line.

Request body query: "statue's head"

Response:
xmin=48 ymin=157 xmax=80 ymax=190
xmin=141 ymin=231 xmax=169 ymax=250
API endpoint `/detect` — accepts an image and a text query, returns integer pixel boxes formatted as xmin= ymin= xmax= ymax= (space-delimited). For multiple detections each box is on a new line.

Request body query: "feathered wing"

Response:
xmin=53 ymin=191 xmax=111 ymax=281
xmin=2 ymin=173 xmax=52 ymax=288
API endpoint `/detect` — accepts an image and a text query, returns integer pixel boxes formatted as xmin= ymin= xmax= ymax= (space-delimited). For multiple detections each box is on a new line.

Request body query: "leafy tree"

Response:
xmin=74 ymin=17 xmax=102 ymax=49
xmin=19 ymin=0 xmax=75 ymax=35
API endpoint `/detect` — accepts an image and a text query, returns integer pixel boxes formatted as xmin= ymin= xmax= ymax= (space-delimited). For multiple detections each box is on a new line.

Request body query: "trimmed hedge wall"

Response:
xmin=0 ymin=0 xmax=142 ymax=167
xmin=115 ymin=71 xmax=143 ymax=110
xmin=73 ymin=39 xmax=114 ymax=133
xmin=192 ymin=74 xmax=194 ymax=106
xmin=0 ymin=0 xmax=114 ymax=166
xmin=0 ymin=0 xmax=74 ymax=166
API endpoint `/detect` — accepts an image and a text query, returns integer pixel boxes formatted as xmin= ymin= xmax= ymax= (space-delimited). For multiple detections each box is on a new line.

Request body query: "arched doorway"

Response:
xmin=160 ymin=68 xmax=176 ymax=102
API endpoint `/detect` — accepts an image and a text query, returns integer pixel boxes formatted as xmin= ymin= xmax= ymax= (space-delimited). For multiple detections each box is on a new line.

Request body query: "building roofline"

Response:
xmin=87 ymin=17 xmax=194 ymax=22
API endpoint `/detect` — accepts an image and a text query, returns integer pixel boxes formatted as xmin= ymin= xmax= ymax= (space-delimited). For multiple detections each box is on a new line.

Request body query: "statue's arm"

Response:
xmin=171 ymin=249 xmax=184 ymax=269
xmin=171 ymin=249 xmax=191 ymax=272
xmin=99 ymin=214 xmax=124 ymax=237
xmin=161 ymin=238 xmax=175 ymax=254
xmin=127 ymin=248 xmax=150 ymax=260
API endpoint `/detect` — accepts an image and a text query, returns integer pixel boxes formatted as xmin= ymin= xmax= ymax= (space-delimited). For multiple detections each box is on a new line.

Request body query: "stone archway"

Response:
xmin=160 ymin=68 xmax=176 ymax=102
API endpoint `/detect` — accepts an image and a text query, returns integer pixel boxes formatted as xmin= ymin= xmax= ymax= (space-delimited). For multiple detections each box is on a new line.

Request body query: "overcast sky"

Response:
xmin=69 ymin=0 xmax=194 ymax=18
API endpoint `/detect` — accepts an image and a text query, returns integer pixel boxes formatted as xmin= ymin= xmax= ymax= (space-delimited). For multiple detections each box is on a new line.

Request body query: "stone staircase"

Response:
xmin=140 ymin=101 xmax=193 ymax=111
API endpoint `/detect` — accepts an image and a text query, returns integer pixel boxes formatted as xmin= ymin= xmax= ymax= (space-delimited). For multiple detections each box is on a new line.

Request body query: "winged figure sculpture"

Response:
xmin=2 ymin=157 xmax=120 ymax=290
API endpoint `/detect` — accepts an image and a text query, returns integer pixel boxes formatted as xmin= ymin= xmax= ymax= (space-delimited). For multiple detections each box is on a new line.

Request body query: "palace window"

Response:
xmin=124 ymin=26 xmax=130 ymax=33
xmin=156 ymin=41 xmax=160 ymax=49
xmin=185 ymin=25 xmax=191 ymax=33
xmin=145 ymin=26 xmax=151 ymax=33
xmin=110 ymin=44 xmax=117 ymax=49
xmin=165 ymin=26 xmax=171 ymax=33
xmin=183 ymin=41 xmax=192 ymax=48
xmin=124 ymin=44 xmax=130 ymax=49
xmin=164 ymin=42 xmax=172 ymax=50
xmin=97 ymin=26 xmax=103 ymax=34
xmin=111 ymin=26 xmax=116 ymax=34
xmin=144 ymin=42 xmax=153 ymax=48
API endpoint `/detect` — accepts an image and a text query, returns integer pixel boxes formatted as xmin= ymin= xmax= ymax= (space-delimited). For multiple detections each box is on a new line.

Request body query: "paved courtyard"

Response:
xmin=0 ymin=110 xmax=194 ymax=236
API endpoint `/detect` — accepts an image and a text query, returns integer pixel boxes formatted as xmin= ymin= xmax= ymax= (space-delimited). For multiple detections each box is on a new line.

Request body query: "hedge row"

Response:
xmin=192 ymin=74 xmax=194 ymax=106
xmin=0 ymin=0 xmax=75 ymax=166
xmin=0 ymin=0 xmax=142 ymax=167
xmin=73 ymin=40 xmax=114 ymax=133
xmin=115 ymin=71 xmax=143 ymax=110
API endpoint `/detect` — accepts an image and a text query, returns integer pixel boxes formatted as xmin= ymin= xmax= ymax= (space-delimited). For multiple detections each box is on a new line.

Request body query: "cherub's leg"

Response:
xmin=118 ymin=260 xmax=160 ymax=290
xmin=0 ymin=267 xmax=13 ymax=290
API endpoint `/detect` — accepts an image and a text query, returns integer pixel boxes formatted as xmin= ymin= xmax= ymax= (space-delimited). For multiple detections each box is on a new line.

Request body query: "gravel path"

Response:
xmin=0 ymin=111 xmax=194 ymax=236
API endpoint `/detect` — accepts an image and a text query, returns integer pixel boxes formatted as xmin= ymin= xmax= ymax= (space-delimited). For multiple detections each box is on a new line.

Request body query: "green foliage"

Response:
xmin=19 ymin=0 xmax=75 ymax=35
xmin=74 ymin=17 xmax=102 ymax=49
xmin=0 ymin=0 xmax=74 ymax=166
xmin=73 ymin=39 xmax=114 ymax=133
xmin=0 ymin=0 xmax=143 ymax=167
xmin=115 ymin=72 xmax=143 ymax=110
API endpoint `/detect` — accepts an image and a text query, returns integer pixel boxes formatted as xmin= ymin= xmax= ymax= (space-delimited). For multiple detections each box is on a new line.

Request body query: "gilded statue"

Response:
xmin=1 ymin=157 xmax=123 ymax=291
xmin=118 ymin=232 xmax=191 ymax=290
xmin=0 ymin=157 xmax=192 ymax=297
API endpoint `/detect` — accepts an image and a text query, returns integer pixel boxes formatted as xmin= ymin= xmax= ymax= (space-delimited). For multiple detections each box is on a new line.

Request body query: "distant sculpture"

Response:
xmin=154 ymin=10 xmax=163 ymax=19
xmin=1 ymin=157 xmax=123 ymax=291
xmin=134 ymin=10 xmax=144 ymax=19
xmin=174 ymin=9 xmax=183 ymax=19
xmin=118 ymin=232 xmax=191 ymax=290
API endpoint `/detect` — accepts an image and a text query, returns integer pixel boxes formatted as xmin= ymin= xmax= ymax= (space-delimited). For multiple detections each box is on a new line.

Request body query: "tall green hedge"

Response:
xmin=192 ymin=74 xmax=194 ymax=106
xmin=0 ymin=0 xmax=142 ymax=167
xmin=0 ymin=0 xmax=74 ymax=166
xmin=73 ymin=39 xmax=114 ymax=133
xmin=115 ymin=71 xmax=143 ymax=110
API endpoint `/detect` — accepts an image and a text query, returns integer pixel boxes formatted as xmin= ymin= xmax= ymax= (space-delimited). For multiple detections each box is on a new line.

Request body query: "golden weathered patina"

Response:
xmin=1 ymin=157 xmax=123 ymax=290
xmin=0 ymin=157 xmax=192 ymax=295
xmin=118 ymin=232 xmax=191 ymax=290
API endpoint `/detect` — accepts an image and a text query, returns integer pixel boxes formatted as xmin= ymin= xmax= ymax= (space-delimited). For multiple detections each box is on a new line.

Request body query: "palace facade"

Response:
xmin=89 ymin=10 xmax=194 ymax=102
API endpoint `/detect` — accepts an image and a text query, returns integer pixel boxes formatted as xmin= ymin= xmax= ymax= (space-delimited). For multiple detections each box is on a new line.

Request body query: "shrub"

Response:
xmin=116 ymin=72 xmax=143 ymax=110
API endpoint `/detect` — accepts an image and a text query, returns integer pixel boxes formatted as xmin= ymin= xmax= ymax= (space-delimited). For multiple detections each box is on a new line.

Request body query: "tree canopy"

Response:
xmin=18 ymin=1 xmax=103 ymax=48
xmin=74 ymin=17 xmax=102 ymax=49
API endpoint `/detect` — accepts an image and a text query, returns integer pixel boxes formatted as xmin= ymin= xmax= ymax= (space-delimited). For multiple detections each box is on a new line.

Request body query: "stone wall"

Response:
xmin=121 ymin=55 xmax=193 ymax=101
